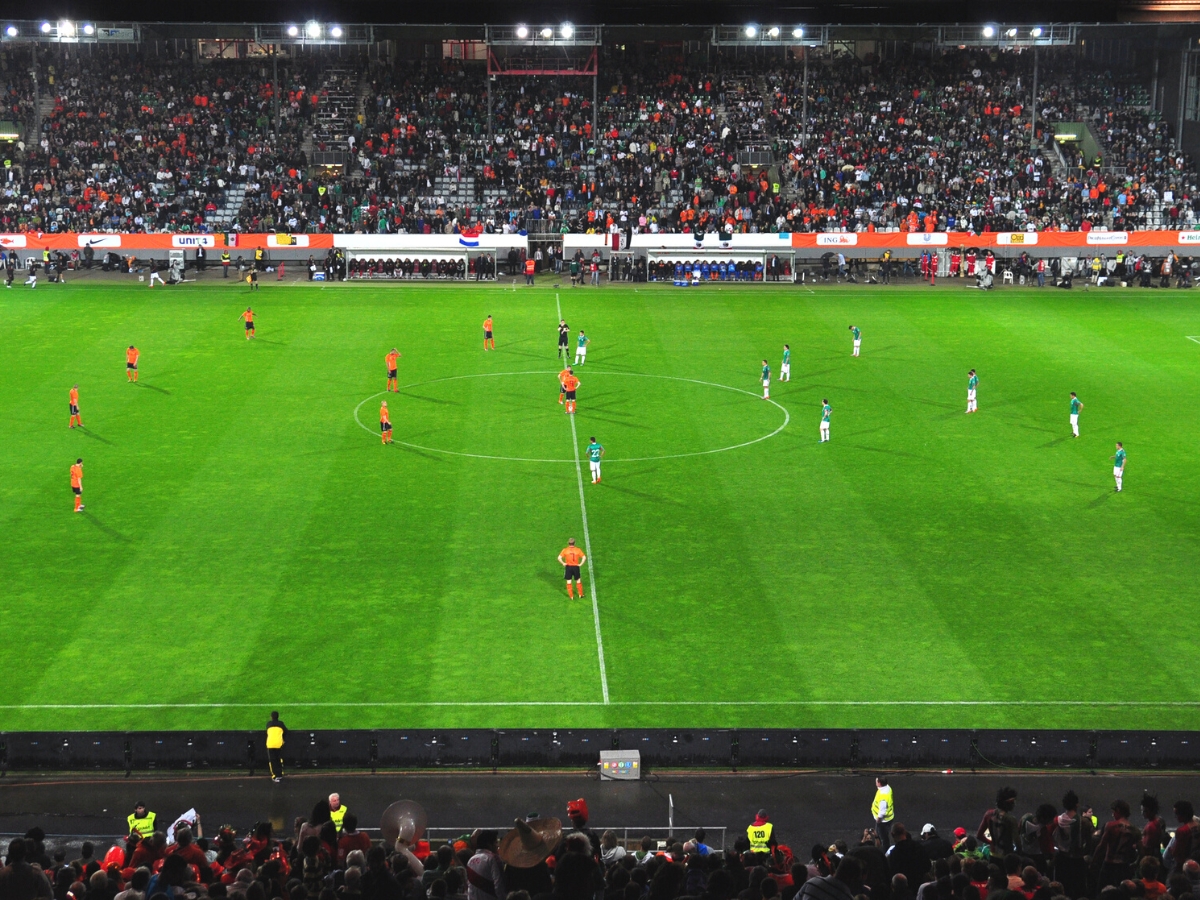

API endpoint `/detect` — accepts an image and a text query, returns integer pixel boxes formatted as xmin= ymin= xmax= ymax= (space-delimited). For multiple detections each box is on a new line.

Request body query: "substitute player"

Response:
xmin=71 ymin=458 xmax=84 ymax=512
xmin=482 ymin=315 xmax=495 ymax=350
xmin=126 ymin=345 xmax=140 ymax=383
xmin=820 ymin=399 xmax=832 ymax=442
xmin=760 ymin=360 xmax=770 ymax=400
xmin=386 ymin=348 xmax=402 ymax=392
xmin=1111 ymin=442 xmax=1126 ymax=492
xmin=1070 ymin=392 xmax=1084 ymax=437
xmin=380 ymin=400 xmax=393 ymax=445
xmin=242 ymin=307 xmax=256 ymax=339
xmin=966 ymin=369 xmax=978 ymax=413
xmin=849 ymin=325 xmax=861 ymax=357
xmin=586 ymin=436 xmax=605 ymax=484
xmin=574 ymin=330 xmax=590 ymax=365
xmin=781 ymin=344 xmax=791 ymax=382
xmin=558 ymin=538 xmax=586 ymax=598
xmin=69 ymin=385 xmax=82 ymax=429
xmin=558 ymin=320 xmax=570 ymax=358
xmin=562 ymin=370 xmax=580 ymax=414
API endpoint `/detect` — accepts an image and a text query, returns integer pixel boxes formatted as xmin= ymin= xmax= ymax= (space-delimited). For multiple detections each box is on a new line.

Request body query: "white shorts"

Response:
xmin=762 ymin=379 xmax=770 ymax=388
xmin=780 ymin=363 xmax=790 ymax=376
xmin=853 ymin=340 xmax=861 ymax=350
xmin=589 ymin=461 xmax=601 ymax=475
xmin=576 ymin=347 xmax=587 ymax=359
xmin=820 ymin=420 xmax=830 ymax=430
xmin=1114 ymin=466 xmax=1123 ymax=478
xmin=1070 ymin=414 xmax=1079 ymax=425
xmin=967 ymin=389 xmax=976 ymax=401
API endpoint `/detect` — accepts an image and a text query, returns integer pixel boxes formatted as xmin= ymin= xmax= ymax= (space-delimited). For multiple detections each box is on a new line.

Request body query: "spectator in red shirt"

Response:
xmin=167 ymin=828 xmax=209 ymax=882
xmin=338 ymin=815 xmax=372 ymax=868
xmin=1092 ymin=800 xmax=1140 ymax=889
xmin=1142 ymin=794 xmax=1168 ymax=860
xmin=1166 ymin=801 xmax=1197 ymax=872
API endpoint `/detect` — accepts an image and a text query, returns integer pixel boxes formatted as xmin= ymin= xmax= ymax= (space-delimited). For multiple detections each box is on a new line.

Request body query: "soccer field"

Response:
xmin=3 ymin=278 xmax=1200 ymax=733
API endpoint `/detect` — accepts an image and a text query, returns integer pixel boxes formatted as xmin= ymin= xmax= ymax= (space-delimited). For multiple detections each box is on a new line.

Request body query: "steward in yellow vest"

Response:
xmin=746 ymin=809 xmax=777 ymax=857
xmin=328 ymin=793 xmax=348 ymax=832
xmin=872 ymin=777 xmax=895 ymax=846
xmin=127 ymin=802 xmax=156 ymax=838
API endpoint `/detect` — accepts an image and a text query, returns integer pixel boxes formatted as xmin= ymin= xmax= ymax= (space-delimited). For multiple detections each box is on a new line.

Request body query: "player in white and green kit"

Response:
xmin=575 ymin=330 xmax=590 ymax=365
xmin=781 ymin=344 xmax=791 ymax=382
xmin=586 ymin=436 xmax=605 ymax=484
xmin=849 ymin=325 xmax=861 ymax=357
xmin=760 ymin=360 xmax=770 ymax=399
xmin=966 ymin=369 xmax=978 ymax=413
xmin=1111 ymin=442 xmax=1126 ymax=492
xmin=820 ymin=399 xmax=832 ymax=442
xmin=1069 ymin=392 xmax=1084 ymax=437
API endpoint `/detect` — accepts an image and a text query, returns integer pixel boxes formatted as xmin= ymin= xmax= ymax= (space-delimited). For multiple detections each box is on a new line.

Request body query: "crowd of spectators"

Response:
xmin=5 ymin=786 xmax=1200 ymax=900
xmin=1 ymin=44 xmax=1197 ymax=237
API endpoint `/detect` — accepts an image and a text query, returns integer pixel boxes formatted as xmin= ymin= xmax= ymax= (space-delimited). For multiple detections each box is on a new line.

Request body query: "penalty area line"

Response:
xmin=558 ymin=292 xmax=610 ymax=705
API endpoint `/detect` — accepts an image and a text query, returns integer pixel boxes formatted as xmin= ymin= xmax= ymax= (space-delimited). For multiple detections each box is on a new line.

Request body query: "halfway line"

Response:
xmin=3 ymin=701 xmax=1198 ymax=710
xmin=559 ymin=292 xmax=610 ymax=705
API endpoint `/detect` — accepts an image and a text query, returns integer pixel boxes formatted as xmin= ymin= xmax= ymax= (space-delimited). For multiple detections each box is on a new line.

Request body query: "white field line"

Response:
xmin=3 ymin=701 xmax=1199 ymax=710
xmin=1187 ymin=336 xmax=1200 ymax=344
xmin=559 ymin=292 xmax=610 ymax=705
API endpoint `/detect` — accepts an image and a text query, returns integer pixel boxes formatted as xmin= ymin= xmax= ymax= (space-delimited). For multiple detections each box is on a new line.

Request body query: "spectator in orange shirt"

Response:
xmin=126 ymin=345 xmax=139 ymax=382
xmin=69 ymin=385 xmax=82 ymax=429
xmin=380 ymin=401 xmax=393 ymax=445
xmin=558 ymin=538 xmax=586 ymax=598
xmin=71 ymin=458 xmax=84 ymax=512
xmin=386 ymin=348 xmax=402 ymax=392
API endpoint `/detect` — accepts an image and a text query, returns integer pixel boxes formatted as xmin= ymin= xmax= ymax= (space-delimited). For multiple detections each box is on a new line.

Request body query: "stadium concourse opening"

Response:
xmin=5 ymin=14 xmax=1200 ymax=779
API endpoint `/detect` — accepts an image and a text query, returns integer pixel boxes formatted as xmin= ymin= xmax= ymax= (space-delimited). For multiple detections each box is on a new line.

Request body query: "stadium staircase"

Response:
xmin=311 ymin=65 xmax=360 ymax=168
xmin=204 ymin=183 xmax=247 ymax=230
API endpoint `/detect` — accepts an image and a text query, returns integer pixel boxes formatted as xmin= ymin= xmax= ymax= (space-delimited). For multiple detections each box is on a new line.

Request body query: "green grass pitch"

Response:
xmin=2 ymin=278 xmax=1199 ymax=733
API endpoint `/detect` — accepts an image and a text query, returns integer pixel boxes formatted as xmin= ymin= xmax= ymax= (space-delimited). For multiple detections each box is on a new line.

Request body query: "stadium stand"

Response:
xmin=1 ymin=789 xmax=1193 ymax=900
xmin=1 ymin=44 xmax=1196 ymax=239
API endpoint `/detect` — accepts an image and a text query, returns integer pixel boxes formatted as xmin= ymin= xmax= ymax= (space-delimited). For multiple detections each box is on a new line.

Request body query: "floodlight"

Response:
xmin=58 ymin=20 xmax=75 ymax=36
xmin=40 ymin=21 xmax=52 ymax=33
xmin=982 ymin=25 xmax=995 ymax=37
xmin=304 ymin=21 xmax=321 ymax=38
xmin=767 ymin=26 xmax=780 ymax=37
xmin=82 ymin=23 xmax=95 ymax=34
xmin=329 ymin=25 xmax=343 ymax=38
xmin=5 ymin=25 xmax=18 ymax=37
xmin=286 ymin=24 xmax=299 ymax=37
xmin=792 ymin=27 xmax=804 ymax=38
xmin=1030 ymin=26 xmax=1043 ymax=37
xmin=515 ymin=24 xmax=528 ymax=38
xmin=560 ymin=23 xmax=573 ymax=38
xmin=540 ymin=27 xmax=553 ymax=38
xmin=745 ymin=25 xmax=757 ymax=37
xmin=1006 ymin=27 xmax=1018 ymax=37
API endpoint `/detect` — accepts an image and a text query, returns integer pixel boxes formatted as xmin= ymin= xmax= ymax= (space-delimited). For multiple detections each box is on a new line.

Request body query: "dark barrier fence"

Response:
xmin=0 ymin=730 xmax=1197 ymax=774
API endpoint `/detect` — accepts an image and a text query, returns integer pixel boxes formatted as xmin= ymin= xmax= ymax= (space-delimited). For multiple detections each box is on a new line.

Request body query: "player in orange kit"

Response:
xmin=69 ymin=385 xmax=82 ymax=428
xmin=242 ymin=307 xmax=256 ymax=339
xmin=70 ymin=458 xmax=84 ymax=512
xmin=558 ymin=364 xmax=573 ymax=404
xmin=561 ymin=371 xmax=580 ymax=414
xmin=380 ymin=400 xmax=393 ymax=444
xmin=126 ymin=345 xmax=139 ymax=382
xmin=558 ymin=538 xmax=586 ymax=598
xmin=482 ymin=315 xmax=495 ymax=350
xmin=385 ymin=348 xmax=402 ymax=392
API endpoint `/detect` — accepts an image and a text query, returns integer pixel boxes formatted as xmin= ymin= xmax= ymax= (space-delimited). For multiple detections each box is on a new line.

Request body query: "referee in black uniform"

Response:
xmin=558 ymin=319 xmax=570 ymax=358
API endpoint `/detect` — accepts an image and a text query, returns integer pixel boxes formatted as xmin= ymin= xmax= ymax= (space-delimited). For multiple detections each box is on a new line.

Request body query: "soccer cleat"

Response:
xmin=272 ymin=776 xmax=282 ymax=783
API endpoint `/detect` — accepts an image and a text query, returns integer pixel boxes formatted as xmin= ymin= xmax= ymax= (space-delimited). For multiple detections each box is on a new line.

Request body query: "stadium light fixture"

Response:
xmin=58 ymin=20 xmax=75 ymax=37
xmin=792 ymin=27 xmax=804 ymax=38
xmin=329 ymin=25 xmax=343 ymax=38
xmin=40 ymin=21 xmax=52 ymax=33
xmin=745 ymin=25 xmax=757 ymax=37
xmin=767 ymin=26 xmax=780 ymax=37
xmin=82 ymin=23 xmax=95 ymax=35
xmin=560 ymin=23 xmax=573 ymax=38
xmin=5 ymin=25 xmax=18 ymax=37
xmin=1005 ymin=27 xmax=1018 ymax=37
xmin=515 ymin=24 xmax=529 ymax=38
xmin=304 ymin=21 xmax=321 ymax=38
xmin=540 ymin=26 xmax=553 ymax=38
xmin=286 ymin=24 xmax=299 ymax=37
xmin=1030 ymin=26 xmax=1043 ymax=37
xmin=981 ymin=25 xmax=995 ymax=37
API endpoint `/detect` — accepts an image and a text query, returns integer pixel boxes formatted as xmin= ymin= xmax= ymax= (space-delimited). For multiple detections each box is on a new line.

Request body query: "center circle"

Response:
xmin=354 ymin=371 xmax=789 ymax=462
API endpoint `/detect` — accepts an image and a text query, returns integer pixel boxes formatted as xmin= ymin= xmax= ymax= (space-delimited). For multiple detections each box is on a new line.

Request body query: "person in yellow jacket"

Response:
xmin=872 ymin=777 xmax=895 ymax=847
xmin=266 ymin=710 xmax=287 ymax=782
xmin=746 ymin=809 xmax=777 ymax=860
xmin=127 ymin=802 xmax=156 ymax=839
xmin=328 ymin=793 xmax=348 ymax=832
